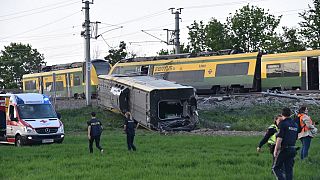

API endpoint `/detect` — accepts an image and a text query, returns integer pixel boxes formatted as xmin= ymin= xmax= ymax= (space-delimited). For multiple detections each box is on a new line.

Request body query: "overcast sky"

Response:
xmin=0 ymin=0 xmax=314 ymax=65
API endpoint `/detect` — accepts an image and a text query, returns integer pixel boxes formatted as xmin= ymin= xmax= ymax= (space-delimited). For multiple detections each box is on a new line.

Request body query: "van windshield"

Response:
xmin=17 ymin=104 xmax=57 ymax=119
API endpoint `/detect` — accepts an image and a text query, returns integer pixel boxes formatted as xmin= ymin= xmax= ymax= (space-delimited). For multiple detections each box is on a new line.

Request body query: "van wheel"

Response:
xmin=15 ymin=135 xmax=23 ymax=147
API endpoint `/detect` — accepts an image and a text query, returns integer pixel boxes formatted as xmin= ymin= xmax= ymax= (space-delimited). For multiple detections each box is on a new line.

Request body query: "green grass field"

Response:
xmin=0 ymin=132 xmax=319 ymax=180
xmin=0 ymin=107 xmax=319 ymax=179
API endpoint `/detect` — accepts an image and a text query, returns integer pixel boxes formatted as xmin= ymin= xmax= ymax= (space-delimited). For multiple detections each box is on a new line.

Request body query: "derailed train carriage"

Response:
xmin=97 ymin=75 xmax=198 ymax=131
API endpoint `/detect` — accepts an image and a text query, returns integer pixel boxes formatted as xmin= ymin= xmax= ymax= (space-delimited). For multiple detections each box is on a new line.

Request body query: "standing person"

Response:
xmin=257 ymin=114 xmax=283 ymax=161
xmin=124 ymin=112 xmax=136 ymax=151
xmin=272 ymin=107 xmax=298 ymax=180
xmin=297 ymin=106 xmax=318 ymax=160
xmin=87 ymin=112 xmax=104 ymax=154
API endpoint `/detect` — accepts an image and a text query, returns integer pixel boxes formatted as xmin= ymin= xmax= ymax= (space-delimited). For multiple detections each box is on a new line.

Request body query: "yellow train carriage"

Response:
xmin=261 ymin=50 xmax=320 ymax=90
xmin=23 ymin=59 xmax=111 ymax=98
xmin=109 ymin=52 xmax=262 ymax=93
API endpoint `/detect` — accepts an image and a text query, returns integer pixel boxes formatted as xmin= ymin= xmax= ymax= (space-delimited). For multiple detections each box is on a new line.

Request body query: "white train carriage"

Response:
xmin=98 ymin=75 xmax=198 ymax=131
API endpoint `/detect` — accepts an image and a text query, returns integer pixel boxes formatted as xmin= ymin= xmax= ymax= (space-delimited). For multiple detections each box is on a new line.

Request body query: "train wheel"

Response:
xmin=73 ymin=93 xmax=79 ymax=99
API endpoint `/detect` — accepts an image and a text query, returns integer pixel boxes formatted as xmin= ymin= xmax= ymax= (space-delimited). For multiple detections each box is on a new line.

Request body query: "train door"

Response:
xmin=39 ymin=76 xmax=44 ymax=94
xmin=0 ymin=97 xmax=7 ymax=140
xmin=119 ymin=88 xmax=130 ymax=113
xmin=140 ymin=65 xmax=149 ymax=75
xmin=305 ymin=56 xmax=320 ymax=90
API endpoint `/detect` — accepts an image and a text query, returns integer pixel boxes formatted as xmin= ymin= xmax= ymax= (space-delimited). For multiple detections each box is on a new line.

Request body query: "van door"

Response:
xmin=6 ymin=105 xmax=17 ymax=138
xmin=0 ymin=97 xmax=6 ymax=140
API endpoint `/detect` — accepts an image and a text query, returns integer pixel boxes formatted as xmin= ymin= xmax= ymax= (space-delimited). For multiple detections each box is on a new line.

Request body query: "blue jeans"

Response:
xmin=300 ymin=136 xmax=312 ymax=160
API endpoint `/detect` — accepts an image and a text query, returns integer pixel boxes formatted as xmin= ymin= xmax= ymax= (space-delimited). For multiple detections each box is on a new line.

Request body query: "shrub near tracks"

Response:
xmin=58 ymin=107 xmax=124 ymax=132
xmin=0 ymin=132 xmax=319 ymax=179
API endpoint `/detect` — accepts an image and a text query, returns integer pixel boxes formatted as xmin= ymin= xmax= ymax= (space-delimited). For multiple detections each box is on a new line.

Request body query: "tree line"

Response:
xmin=1 ymin=1 xmax=319 ymax=89
xmin=160 ymin=1 xmax=320 ymax=54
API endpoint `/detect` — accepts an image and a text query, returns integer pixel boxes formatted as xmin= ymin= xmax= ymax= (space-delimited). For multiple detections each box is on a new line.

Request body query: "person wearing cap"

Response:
xmin=87 ymin=112 xmax=104 ymax=154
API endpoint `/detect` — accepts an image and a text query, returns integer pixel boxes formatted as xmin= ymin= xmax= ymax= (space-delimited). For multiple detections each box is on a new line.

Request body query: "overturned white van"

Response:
xmin=0 ymin=93 xmax=64 ymax=146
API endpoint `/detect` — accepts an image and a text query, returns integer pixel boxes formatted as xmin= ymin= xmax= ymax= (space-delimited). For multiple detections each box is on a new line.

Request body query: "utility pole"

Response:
xmin=169 ymin=8 xmax=183 ymax=54
xmin=82 ymin=0 xmax=93 ymax=106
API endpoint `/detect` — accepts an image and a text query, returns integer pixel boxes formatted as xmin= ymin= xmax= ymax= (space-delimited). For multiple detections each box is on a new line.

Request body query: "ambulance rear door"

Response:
xmin=0 ymin=95 xmax=9 ymax=141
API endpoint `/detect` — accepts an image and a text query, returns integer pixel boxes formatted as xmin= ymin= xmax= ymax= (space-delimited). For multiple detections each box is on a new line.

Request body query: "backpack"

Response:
xmin=294 ymin=115 xmax=305 ymax=133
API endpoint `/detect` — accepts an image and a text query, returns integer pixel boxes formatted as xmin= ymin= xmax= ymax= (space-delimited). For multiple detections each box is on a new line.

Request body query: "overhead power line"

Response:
xmin=184 ymin=0 xmax=268 ymax=9
xmin=114 ymin=10 xmax=168 ymax=26
xmin=0 ymin=11 xmax=81 ymax=41
xmin=0 ymin=0 xmax=78 ymax=18
xmin=0 ymin=0 xmax=79 ymax=21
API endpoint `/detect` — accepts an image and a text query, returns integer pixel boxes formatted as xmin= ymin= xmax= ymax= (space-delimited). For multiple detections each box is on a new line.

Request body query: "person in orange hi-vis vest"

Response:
xmin=297 ymin=106 xmax=318 ymax=160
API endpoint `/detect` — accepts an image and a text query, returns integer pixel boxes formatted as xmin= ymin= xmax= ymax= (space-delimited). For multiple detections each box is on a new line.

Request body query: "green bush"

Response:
xmin=58 ymin=107 xmax=124 ymax=132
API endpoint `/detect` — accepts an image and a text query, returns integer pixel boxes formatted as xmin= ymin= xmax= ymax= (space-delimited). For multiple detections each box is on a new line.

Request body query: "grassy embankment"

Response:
xmin=0 ymin=106 xmax=319 ymax=179
xmin=200 ymin=104 xmax=320 ymax=131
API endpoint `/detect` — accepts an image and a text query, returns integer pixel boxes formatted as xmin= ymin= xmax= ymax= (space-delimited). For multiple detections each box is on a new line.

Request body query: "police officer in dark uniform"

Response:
xmin=272 ymin=107 xmax=298 ymax=180
xmin=87 ymin=112 xmax=104 ymax=154
xmin=123 ymin=112 xmax=136 ymax=151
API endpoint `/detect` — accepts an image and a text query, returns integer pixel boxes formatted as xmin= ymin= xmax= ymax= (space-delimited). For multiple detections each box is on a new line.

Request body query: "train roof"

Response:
xmin=113 ymin=52 xmax=259 ymax=67
xmin=22 ymin=59 xmax=110 ymax=79
xmin=98 ymin=75 xmax=194 ymax=92
xmin=22 ymin=67 xmax=82 ymax=78
xmin=262 ymin=50 xmax=320 ymax=61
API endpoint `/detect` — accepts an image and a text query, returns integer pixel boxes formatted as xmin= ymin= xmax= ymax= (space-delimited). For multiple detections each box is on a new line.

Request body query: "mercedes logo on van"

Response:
xmin=45 ymin=128 xmax=50 ymax=133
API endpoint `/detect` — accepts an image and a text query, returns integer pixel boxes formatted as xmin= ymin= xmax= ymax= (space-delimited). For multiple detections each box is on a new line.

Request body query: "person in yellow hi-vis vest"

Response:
xmin=257 ymin=114 xmax=283 ymax=163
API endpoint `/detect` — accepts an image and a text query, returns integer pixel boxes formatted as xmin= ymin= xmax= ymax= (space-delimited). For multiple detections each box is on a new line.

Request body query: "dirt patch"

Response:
xmin=166 ymin=128 xmax=264 ymax=136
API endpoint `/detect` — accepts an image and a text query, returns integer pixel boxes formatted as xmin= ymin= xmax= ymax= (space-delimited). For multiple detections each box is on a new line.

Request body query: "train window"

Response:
xmin=45 ymin=82 xmax=52 ymax=91
xmin=215 ymin=62 xmax=249 ymax=76
xmin=266 ymin=62 xmax=299 ymax=78
xmin=153 ymin=73 xmax=165 ymax=79
xmin=166 ymin=70 xmax=205 ymax=82
xmin=55 ymin=82 xmax=64 ymax=91
xmin=267 ymin=64 xmax=282 ymax=78
xmin=45 ymin=81 xmax=64 ymax=92
xmin=73 ymin=75 xmax=81 ymax=86
xmin=25 ymin=80 xmax=37 ymax=90
xmin=124 ymin=68 xmax=138 ymax=74
xmin=111 ymin=67 xmax=120 ymax=74
xmin=114 ymin=66 xmax=138 ymax=75
xmin=92 ymin=61 xmax=110 ymax=75
xmin=140 ymin=66 xmax=149 ymax=75
xmin=282 ymin=62 xmax=299 ymax=77
xmin=158 ymin=101 xmax=183 ymax=120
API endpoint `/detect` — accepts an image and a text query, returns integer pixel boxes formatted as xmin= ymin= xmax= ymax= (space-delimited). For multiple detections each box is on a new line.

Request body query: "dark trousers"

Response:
xmin=272 ymin=147 xmax=296 ymax=180
xmin=300 ymin=136 xmax=312 ymax=160
xmin=126 ymin=134 xmax=136 ymax=151
xmin=268 ymin=144 xmax=276 ymax=165
xmin=89 ymin=135 xmax=103 ymax=153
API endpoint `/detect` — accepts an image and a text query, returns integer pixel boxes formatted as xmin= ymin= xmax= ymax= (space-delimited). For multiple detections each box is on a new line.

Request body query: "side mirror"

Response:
xmin=57 ymin=113 xmax=61 ymax=119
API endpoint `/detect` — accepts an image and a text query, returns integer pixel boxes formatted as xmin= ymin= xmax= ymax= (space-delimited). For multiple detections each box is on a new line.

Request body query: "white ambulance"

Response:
xmin=0 ymin=93 xmax=64 ymax=146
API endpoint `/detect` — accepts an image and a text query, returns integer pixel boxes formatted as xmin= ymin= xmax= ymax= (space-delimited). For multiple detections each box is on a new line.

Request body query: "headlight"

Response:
xmin=58 ymin=125 xmax=64 ymax=133
xmin=25 ymin=127 xmax=35 ymax=133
